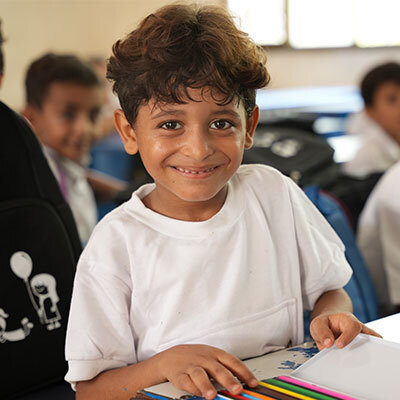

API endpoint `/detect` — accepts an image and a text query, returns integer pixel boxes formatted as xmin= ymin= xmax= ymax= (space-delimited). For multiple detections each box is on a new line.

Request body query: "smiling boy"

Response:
xmin=23 ymin=53 xmax=103 ymax=243
xmin=65 ymin=4 xmax=380 ymax=400
xmin=344 ymin=62 xmax=400 ymax=177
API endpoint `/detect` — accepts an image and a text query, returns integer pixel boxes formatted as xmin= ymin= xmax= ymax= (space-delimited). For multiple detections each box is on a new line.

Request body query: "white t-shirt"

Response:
xmin=357 ymin=161 xmax=400 ymax=307
xmin=65 ymin=164 xmax=352 ymax=386
xmin=343 ymin=111 xmax=400 ymax=177
xmin=43 ymin=147 xmax=97 ymax=244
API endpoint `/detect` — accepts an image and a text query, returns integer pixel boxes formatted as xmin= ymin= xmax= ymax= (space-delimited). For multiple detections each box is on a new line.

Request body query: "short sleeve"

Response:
xmin=285 ymin=178 xmax=353 ymax=310
xmin=65 ymin=251 xmax=136 ymax=387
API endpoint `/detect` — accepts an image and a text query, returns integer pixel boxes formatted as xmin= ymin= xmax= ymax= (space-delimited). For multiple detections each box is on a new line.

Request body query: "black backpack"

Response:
xmin=0 ymin=101 xmax=81 ymax=399
xmin=243 ymin=124 xmax=339 ymax=188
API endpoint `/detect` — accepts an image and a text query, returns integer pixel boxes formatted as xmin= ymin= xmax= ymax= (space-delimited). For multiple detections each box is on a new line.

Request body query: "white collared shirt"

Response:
xmin=43 ymin=147 xmax=97 ymax=244
xmin=343 ymin=111 xmax=400 ymax=177
xmin=357 ymin=161 xmax=400 ymax=307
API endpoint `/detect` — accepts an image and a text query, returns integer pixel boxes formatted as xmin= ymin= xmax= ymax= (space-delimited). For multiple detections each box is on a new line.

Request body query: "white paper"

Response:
xmin=292 ymin=334 xmax=400 ymax=400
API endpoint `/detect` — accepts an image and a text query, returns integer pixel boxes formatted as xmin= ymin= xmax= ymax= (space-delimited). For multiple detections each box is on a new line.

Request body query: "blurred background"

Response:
xmin=1 ymin=0 xmax=400 ymax=110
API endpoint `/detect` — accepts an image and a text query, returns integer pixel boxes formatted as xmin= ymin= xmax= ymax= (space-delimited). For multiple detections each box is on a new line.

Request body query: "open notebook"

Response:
xmin=136 ymin=334 xmax=400 ymax=400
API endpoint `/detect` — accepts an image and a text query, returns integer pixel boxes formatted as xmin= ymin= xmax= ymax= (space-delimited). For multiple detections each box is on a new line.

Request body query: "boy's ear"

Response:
xmin=244 ymin=105 xmax=259 ymax=149
xmin=365 ymin=105 xmax=377 ymax=122
xmin=114 ymin=109 xmax=138 ymax=155
xmin=22 ymin=104 xmax=38 ymax=125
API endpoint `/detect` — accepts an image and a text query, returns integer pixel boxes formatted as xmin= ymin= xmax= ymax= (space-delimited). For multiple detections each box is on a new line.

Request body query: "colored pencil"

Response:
xmin=277 ymin=376 xmax=358 ymax=400
xmin=242 ymin=388 xmax=277 ymax=400
xmin=259 ymin=381 xmax=317 ymax=400
xmin=264 ymin=379 xmax=339 ymax=400
xmin=245 ymin=384 xmax=299 ymax=400
xmin=137 ymin=391 xmax=172 ymax=400
xmin=220 ymin=390 xmax=252 ymax=400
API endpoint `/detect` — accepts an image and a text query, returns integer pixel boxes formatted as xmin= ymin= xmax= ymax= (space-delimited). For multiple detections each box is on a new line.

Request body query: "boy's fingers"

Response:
xmin=335 ymin=317 xmax=363 ymax=348
xmin=188 ymin=366 xmax=217 ymax=400
xmin=174 ymin=373 xmax=202 ymax=397
xmin=204 ymin=360 xmax=243 ymax=395
xmin=310 ymin=317 xmax=335 ymax=350
xmin=361 ymin=325 xmax=382 ymax=338
xmin=217 ymin=352 xmax=258 ymax=388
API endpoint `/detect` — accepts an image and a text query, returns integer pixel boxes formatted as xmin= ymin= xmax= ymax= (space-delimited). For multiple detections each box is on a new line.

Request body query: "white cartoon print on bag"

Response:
xmin=9 ymin=251 xmax=61 ymax=331
xmin=0 ymin=308 xmax=34 ymax=343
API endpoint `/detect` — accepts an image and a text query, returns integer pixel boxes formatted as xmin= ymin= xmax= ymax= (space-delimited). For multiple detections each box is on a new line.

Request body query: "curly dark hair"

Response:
xmin=25 ymin=52 xmax=101 ymax=108
xmin=107 ymin=3 xmax=270 ymax=125
xmin=361 ymin=62 xmax=400 ymax=106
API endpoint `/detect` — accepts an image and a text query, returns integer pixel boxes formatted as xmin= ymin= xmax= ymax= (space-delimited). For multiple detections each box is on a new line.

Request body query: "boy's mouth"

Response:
xmin=172 ymin=165 xmax=219 ymax=175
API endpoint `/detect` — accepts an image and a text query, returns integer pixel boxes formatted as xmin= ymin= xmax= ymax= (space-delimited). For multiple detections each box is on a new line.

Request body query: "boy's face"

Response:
xmin=115 ymin=87 xmax=259 ymax=220
xmin=366 ymin=81 xmax=400 ymax=144
xmin=25 ymin=82 xmax=103 ymax=162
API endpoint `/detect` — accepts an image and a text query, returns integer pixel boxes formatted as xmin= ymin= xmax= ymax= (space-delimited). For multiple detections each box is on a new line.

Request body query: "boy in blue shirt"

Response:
xmin=65 ymin=4 xmax=380 ymax=400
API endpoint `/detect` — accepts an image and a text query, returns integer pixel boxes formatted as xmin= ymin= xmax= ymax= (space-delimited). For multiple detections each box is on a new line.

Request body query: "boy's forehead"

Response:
xmin=147 ymin=86 xmax=244 ymax=115
xmin=44 ymin=81 xmax=102 ymax=107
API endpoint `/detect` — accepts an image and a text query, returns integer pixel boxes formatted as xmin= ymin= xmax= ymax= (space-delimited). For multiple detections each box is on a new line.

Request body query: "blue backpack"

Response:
xmin=304 ymin=185 xmax=378 ymax=323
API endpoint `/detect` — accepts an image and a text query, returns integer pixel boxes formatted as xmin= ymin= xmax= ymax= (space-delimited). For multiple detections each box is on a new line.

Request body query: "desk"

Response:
xmin=143 ymin=313 xmax=400 ymax=399
xmin=366 ymin=312 xmax=400 ymax=343
xmin=142 ymin=342 xmax=318 ymax=399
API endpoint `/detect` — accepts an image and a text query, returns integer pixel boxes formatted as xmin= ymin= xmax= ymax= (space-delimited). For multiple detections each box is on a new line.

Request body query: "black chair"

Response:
xmin=0 ymin=101 xmax=79 ymax=399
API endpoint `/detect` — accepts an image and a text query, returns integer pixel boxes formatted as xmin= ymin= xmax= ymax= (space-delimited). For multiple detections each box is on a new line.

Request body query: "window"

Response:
xmin=227 ymin=0 xmax=400 ymax=48
xmin=227 ymin=0 xmax=287 ymax=46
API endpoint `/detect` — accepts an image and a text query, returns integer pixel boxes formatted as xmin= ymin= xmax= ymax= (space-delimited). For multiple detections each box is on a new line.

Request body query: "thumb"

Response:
xmin=310 ymin=316 xmax=335 ymax=351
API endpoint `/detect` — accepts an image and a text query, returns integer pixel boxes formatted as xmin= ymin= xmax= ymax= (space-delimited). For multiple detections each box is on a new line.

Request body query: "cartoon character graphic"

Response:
xmin=0 ymin=308 xmax=34 ymax=343
xmin=30 ymin=274 xmax=61 ymax=330
xmin=9 ymin=251 xmax=62 ymax=331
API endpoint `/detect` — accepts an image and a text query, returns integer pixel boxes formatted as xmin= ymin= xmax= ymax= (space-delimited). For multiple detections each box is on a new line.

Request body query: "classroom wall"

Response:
xmin=266 ymin=46 xmax=400 ymax=90
xmin=1 ymin=0 xmax=400 ymax=110
xmin=0 ymin=0 xmax=223 ymax=110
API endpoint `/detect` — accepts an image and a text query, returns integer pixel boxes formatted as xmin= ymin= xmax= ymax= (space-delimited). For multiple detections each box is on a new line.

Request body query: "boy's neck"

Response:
xmin=142 ymin=185 xmax=228 ymax=222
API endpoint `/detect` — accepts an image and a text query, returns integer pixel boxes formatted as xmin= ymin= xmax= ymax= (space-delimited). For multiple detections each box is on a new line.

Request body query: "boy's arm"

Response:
xmin=309 ymin=288 xmax=381 ymax=351
xmin=76 ymin=344 xmax=258 ymax=400
xmin=86 ymin=168 xmax=128 ymax=201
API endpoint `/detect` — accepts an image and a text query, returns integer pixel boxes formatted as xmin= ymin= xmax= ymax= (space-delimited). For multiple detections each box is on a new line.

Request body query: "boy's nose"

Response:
xmin=73 ymin=114 xmax=95 ymax=139
xmin=181 ymin=127 xmax=214 ymax=160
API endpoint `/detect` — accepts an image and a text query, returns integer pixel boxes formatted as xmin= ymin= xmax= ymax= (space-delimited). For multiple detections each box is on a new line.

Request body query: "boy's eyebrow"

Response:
xmin=210 ymin=109 xmax=242 ymax=119
xmin=151 ymin=108 xmax=242 ymax=120
xmin=151 ymin=109 xmax=185 ymax=119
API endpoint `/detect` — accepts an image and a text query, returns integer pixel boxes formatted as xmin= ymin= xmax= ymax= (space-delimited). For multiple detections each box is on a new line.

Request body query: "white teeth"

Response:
xmin=175 ymin=166 xmax=216 ymax=174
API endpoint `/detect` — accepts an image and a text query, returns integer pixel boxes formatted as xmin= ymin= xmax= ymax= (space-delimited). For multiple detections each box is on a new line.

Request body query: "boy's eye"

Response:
xmin=160 ymin=121 xmax=182 ymax=130
xmin=90 ymin=109 xmax=101 ymax=123
xmin=62 ymin=110 xmax=76 ymax=121
xmin=386 ymin=94 xmax=399 ymax=104
xmin=210 ymin=120 xmax=233 ymax=130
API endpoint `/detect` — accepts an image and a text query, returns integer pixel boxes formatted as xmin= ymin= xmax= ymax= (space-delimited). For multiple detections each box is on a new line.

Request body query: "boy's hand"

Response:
xmin=310 ymin=311 xmax=382 ymax=351
xmin=157 ymin=344 xmax=258 ymax=400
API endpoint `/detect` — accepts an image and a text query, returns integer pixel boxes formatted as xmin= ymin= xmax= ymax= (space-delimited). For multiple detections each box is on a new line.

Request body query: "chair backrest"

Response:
xmin=243 ymin=125 xmax=339 ymax=188
xmin=304 ymin=185 xmax=379 ymax=323
xmin=0 ymin=101 xmax=81 ymax=399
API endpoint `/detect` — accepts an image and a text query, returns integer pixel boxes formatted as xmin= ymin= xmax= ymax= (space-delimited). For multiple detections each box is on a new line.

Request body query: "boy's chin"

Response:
xmin=60 ymin=149 xmax=89 ymax=164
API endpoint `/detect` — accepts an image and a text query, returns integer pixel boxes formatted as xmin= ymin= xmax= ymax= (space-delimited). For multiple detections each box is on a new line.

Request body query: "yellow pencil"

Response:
xmin=258 ymin=381 xmax=316 ymax=400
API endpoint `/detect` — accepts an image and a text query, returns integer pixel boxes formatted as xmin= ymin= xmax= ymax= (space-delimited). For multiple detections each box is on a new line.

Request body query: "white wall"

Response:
xmin=0 ymin=0 xmax=222 ymax=110
xmin=267 ymin=46 xmax=400 ymax=89
xmin=1 ymin=0 xmax=400 ymax=110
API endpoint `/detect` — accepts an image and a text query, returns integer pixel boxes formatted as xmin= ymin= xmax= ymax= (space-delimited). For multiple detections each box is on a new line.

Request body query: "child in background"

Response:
xmin=343 ymin=62 xmax=400 ymax=177
xmin=23 ymin=53 xmax=103 ymax=244
xmin=357 ymin=160 xmax=400 ymax=315
xmin=65 ymin=4 xmax=380 ymax=400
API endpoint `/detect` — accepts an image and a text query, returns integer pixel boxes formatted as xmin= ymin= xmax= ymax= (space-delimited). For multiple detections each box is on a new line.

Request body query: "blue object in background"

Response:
xmin=304 ymin=185 xmax=379 ymax=323
xmin=90 ymin=132 xmax=132 ymax=220
xmin=90 ymin=131 xmax=132 ymax=181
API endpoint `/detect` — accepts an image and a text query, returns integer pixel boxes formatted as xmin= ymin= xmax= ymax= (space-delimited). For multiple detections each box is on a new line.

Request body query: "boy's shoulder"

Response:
xmin=85 ymin=184 xmax=151 ymax=240
xmin=236 ymin=163 xmax=290 ymax=187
